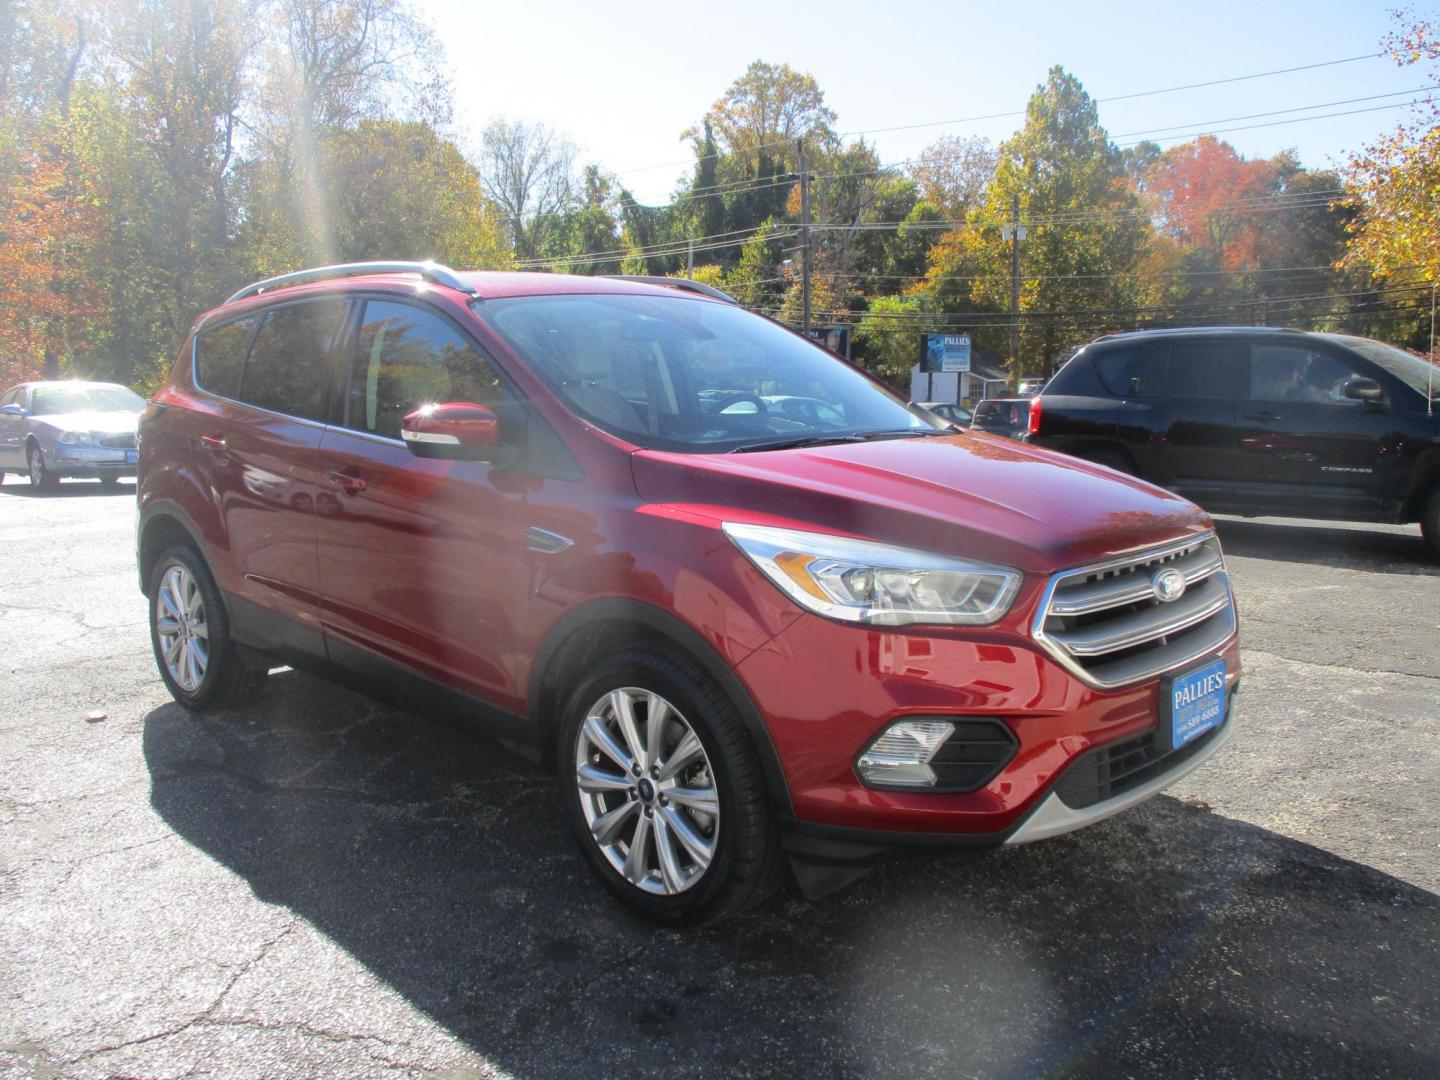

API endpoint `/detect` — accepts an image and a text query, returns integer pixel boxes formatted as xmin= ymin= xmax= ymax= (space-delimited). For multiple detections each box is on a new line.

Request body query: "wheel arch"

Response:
xmin=1401 ymin=446 xmax=1440 ymax=524
xmin=528 ymin=598 xmax=794 ymax=816
xmin=137 ymin=501 xmax=208 ymax=597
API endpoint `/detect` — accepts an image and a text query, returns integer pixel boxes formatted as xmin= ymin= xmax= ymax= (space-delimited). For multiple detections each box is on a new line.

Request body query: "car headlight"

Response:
xmin=57 ymin=430 xmax=94 ymax=446
xmin=722 ymin=522 xmax=1021 ymax=626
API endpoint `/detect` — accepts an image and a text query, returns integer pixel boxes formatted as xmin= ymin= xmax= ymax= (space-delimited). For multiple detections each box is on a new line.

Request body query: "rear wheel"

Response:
xmin=558 ymin=646 xmax=781 ymax=924
xmin=100 ymin=474 xmax=120 ymax=488
xmin=1079 ymin=447 xmax=1133 ymax=475
xmin=1421 ymin=486 xmax=1440 ymax=560
xmin=148 ymin=544 xmax=265 ymax=710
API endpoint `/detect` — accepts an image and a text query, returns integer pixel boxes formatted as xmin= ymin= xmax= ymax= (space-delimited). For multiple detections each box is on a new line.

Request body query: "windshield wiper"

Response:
xmin=727 ymin=428 xmax=949 ymax=453
xmin=727 ymin=434 xmax=870 ymax=454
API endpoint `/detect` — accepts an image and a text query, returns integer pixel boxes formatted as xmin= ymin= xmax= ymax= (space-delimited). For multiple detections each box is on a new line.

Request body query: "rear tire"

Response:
xmin=557 ymin=645 xmax=782 ymax=924
xmin=1079 ymin=448 xmax=1133 ymax=475
xmin=1421 ymin=486 xmax=1440 ymax=560
xmin=148 ymin=543 xmax=265 ymax=711
xmin=100 ymin=474 xmax=119 ymax=488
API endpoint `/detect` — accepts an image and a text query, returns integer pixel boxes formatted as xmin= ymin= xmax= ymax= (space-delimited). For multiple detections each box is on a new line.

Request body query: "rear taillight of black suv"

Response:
xmin=1026 ymin=395 xmax=1042 ymax=438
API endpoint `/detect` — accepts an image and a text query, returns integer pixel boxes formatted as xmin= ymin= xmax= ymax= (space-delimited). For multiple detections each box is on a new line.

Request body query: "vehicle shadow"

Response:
xmin=1214 ymin=516 xmax=1438 ymax=576
xmin=0 ymin=479 xmax=135 ymax=498
xmin=143 ymin=672 xmax=1440 ymax=1079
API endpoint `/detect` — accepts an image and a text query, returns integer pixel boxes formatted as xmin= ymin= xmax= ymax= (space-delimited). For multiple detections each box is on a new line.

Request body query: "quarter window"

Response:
xmin=195 ymin=317 xmax=257 ymax=399
xmin=240 ymin=300 xmax=347 ymax=421
xmin=345 ymin=301 xmax=506 ymax=440
xmin=1094 ymin=345 xmax=1166 ymax=397
xmin=1251 ymin=345 xmax=1360 ymax=405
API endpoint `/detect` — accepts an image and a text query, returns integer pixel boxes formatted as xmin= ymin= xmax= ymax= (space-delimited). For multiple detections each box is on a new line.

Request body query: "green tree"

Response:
xmin=951 ymin=66 xmax=1148 ymax=374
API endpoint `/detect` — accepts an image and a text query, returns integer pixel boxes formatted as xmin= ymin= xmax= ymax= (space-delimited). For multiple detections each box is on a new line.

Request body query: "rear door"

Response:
xmin=0 ymin=388 xmax=25 ymax=468
xmin=1112 ymin=339 xmax=1245 ymax=503
xmin=189 ymin=298 xmax=347 ymax=650
xmin=310 ymin=298 xmax=534 ymax=709
xmin=1233 ymin=340 xmax=1400 ymax=518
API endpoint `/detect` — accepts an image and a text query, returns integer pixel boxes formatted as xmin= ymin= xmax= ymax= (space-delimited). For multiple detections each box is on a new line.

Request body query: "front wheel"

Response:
xmin=1421 ymin=486 xmax=1440 ymax=560
xmin=26 ymin=445 xmax=56 ymax=490
xmin=148 ymin=544 xmax=265 ymax=710
xmin=558 ymin=647 xmax=781 ymax=923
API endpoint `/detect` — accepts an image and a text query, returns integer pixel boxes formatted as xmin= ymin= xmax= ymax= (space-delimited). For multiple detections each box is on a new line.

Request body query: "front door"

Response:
xmin=311 ymin=298 xmax=533 ymax=712
xmin=1232 ymin=341 xmax=1399 ymax=518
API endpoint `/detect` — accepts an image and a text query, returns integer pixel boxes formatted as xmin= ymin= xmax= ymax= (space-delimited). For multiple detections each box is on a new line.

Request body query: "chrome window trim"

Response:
xmin=1031 ymin=531 xmax=1237 ymax=691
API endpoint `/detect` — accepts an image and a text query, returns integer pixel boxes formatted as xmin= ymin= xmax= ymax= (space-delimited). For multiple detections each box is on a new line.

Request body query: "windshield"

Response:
xmin=1325 ymin=335 xmax=1439 ymax=398
xmin=478 ymin=294 xmax=938 ymax=452
xmin=30 ymin=386 xmax=145 ymax=416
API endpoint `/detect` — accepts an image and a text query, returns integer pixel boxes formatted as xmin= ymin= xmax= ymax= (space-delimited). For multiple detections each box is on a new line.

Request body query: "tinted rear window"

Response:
xmin=1093 ymin=344 xmax=1168 ymax=397
xmin=195 ymin=317 xmax=257 ymax=399
xmin=1165 ymin=341 xmax=1246 ymax=399
xmin=240 ymin=300 xmax=347 ymax=421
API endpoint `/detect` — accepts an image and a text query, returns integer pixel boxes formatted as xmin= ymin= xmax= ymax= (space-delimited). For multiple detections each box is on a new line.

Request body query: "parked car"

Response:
xmin=911 ymin=401 xmax=972 ymax=426
xmin=1027 ymin=326 xmax=1440 ymax=556
xmin=137 ymin=262 xmax=1240 ymax=922
xmin=0 ymin=380 xmax=145 ymax=489
xmin=969 ymin=397 xmax=1032 ymax=439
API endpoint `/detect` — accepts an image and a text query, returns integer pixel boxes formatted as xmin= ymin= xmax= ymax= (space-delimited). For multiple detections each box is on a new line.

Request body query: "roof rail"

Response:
xmin=225 ymin=261 xmax=476 ymax=305
xmin=601 ymin=275 xmax=738 ymax=305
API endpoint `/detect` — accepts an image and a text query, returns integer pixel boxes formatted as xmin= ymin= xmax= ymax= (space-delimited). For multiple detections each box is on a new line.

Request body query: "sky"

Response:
xmin=424 ymin=0 xmax=1427 ymax=203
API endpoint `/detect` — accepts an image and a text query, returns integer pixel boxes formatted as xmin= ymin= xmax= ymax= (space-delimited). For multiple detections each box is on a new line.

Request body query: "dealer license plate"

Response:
xmin=125 ymin=450 xmax=137 ymax=464
xmin=1165 ymin=659 xmax=1227 ymax=750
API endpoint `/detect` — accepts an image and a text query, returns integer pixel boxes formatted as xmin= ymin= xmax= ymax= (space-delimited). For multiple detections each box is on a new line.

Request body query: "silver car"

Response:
xmin=0 ymin=381 xmax=145 ymax=489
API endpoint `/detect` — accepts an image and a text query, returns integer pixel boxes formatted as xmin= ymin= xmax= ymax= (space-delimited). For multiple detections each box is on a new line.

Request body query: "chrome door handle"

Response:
xmin=327 ymin=469 xmax=368 ymax=495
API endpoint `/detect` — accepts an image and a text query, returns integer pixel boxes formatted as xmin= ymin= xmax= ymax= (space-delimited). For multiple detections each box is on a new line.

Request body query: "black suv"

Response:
xmin=1028 ymin=327 xmax=1440 ymax=555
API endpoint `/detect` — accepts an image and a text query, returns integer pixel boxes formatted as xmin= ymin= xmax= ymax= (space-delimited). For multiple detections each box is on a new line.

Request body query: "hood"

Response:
xmin=35 ymin=410 xmax=139 ymax=435
xmin=632 ymin=433 xmax=1210 ymax=575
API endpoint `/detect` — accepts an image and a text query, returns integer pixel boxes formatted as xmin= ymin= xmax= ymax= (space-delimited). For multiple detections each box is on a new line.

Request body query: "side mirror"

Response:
xmin=1 ymin=403 xmax=24 ymax=417
xmin=401 ymin=402 xmax=504 ymax=461
xmin=1342 ymin=376 xmax=1384 ymax=403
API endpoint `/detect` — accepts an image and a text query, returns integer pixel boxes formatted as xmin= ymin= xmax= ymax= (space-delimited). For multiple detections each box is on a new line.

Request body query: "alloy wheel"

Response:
xmin=574 ymin=687 xmax=720 ymax=895
xmin=155 ymin=563 xmax=210 ymax=693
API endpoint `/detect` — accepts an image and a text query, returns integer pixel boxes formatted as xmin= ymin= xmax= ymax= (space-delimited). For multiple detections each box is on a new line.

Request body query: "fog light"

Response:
xmin=856 ymin=720 xmax=955 ymax=787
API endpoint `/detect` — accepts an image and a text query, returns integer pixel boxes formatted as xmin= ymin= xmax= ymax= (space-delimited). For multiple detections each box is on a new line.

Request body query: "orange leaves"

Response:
xmin=1144 ymin=136 xmax=1278 ymax=270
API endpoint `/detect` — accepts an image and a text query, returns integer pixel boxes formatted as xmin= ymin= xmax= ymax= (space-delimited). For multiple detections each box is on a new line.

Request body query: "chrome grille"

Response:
xmin=99 ymin=433 xmax=136 ymax=449
xmin=1033 ymin=533 xmax=1235 ymax=689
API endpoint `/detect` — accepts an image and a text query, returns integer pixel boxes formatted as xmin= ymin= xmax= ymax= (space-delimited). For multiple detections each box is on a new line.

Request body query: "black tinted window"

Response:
xmin=1165 ymin=342 xmax=1245 ymax=399
xmin=1251 ymin=345 xmax=1361 ymax=405
xmin=346 ymin=301 xmax=505 ymax=439
xmin=195 ymin=317 xmax=256 ymax=399
xmin=240 ymin=300 xmax=346 ymax=421
xmin=1094 ymin=345 xmax=1166 ymax=397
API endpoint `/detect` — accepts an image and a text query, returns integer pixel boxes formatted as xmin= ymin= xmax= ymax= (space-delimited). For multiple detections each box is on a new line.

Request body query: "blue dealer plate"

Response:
xmin=1165 ymin=659 xmax=1227 ymax=750
xmin=125 ymin=450 xmax=137 ymax=464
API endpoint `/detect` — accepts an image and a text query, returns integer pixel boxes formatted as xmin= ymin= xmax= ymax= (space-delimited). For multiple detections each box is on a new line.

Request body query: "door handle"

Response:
xmin=326 ymin=468 xmax=368 ymax=495
xmin=1243 ymin=411 xmax=1282 ymax=422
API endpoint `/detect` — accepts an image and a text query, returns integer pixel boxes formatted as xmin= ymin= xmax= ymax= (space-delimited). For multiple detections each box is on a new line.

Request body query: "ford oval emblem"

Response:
xmin=1152 ymin=567 xmax=1187 ymax=604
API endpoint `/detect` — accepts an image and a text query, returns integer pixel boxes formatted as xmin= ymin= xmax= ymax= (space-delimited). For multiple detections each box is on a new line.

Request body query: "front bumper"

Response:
xmin=736 ymin=605 xmax=1240 ymax=855
xmin=46 ymin=445 xmax=137 ymax=478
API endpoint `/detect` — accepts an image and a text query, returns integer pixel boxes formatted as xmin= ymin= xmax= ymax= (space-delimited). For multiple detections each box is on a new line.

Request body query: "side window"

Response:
xmin=1250 ymin=345 xmax=1360 ymax=405
xmin=240 ymin=300 xmax=347 ymax=421
xmin=1165 ymin=342 xmax=1245 ymax=400
xmin=1094 ymin=345 xmax=1166 ymax=397
xmin=346 ymin=301 xmax=506 ymax=440
xmin=195 ymin=316 xmax=257 ymax=399
xmin=0 ymin=389 xmax=14 ymax=407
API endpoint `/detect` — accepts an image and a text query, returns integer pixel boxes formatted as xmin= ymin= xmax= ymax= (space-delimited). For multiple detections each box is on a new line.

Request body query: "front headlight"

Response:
xmin=723 ymin=522 xmax=1021 ymax=626
xmin=57 ymin=430 xmax=94 ymax=446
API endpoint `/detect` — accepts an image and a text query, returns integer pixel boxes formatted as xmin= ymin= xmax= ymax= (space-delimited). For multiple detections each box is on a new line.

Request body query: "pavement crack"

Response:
xmin=1241 ymin=646 xmax=1440 ymax=683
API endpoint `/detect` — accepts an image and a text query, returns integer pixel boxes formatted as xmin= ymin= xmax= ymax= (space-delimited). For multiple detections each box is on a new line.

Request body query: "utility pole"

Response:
xmin=686 ymin=238 xmax=694 ymax=280
xmin=1005 ymin=194 xmax=1022 ymax=372
xmin=1429 ymin=282 xmax=1436 ymax=417
xmin=798 ymin=139 xmax=811 ymax=337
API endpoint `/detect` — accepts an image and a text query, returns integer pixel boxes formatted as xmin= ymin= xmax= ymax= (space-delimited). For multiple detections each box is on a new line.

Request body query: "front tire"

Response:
xmin=557 ymin=646 xmax=781 ymax=924
xmin=26 ymin=444 xmax=56 ymax=490
xmin=148 ymin=544 xmax=264 ymax=710
xmin=1421 ymin=486 xmax=1440 ymax=560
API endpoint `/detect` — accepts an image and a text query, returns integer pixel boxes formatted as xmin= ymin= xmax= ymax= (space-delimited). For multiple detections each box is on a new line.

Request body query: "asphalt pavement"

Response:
xmin=2 ymin=474 xmax=1437 ymax=1079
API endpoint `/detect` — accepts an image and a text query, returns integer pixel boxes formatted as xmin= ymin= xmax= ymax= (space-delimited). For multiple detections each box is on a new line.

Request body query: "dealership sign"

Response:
xmin=922 ymin=333 xmax=972 ymax=373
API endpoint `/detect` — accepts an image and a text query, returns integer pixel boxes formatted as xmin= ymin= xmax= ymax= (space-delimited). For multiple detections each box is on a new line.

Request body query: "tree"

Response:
xmin=910 ymin=135 xmax=996 ymax=222
xmin=325 ymin=120 xmax=511 ymax=268
xmin=689 ymin=61 xmax=837 ymax=173
xmin=1343 ymin=9 xmax=1440 ymax=285
xmin=940 ymin=67 xmax=1148 ymax=373
xmin=855 ymin=295 xmax=935 ymax=384
xmin=475 ymin=118 xmax=578 ymax=260
xmin=1145 ymin=136 xmax=1276 ymax=269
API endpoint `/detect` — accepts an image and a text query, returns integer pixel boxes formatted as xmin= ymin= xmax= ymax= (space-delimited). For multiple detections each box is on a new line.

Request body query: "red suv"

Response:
xmin=137 ymin=262 xmax=1240 ymax=922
